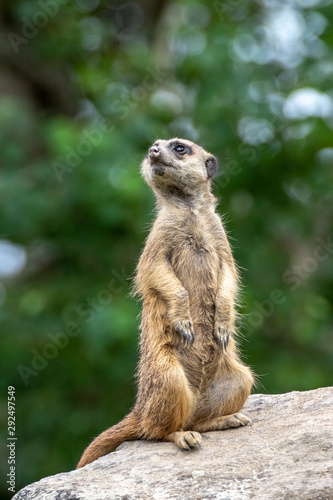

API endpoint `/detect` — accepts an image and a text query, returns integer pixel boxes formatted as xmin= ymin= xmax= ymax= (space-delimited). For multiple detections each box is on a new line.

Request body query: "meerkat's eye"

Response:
xmin=173 ymin=144 xmax=187 ymax=155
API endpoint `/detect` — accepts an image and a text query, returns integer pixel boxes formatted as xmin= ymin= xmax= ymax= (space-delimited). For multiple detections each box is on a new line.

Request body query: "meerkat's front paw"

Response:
xmin=174 ymin=320 xmax=195 ymax=346
xmin=214 ymin=324 xmax=231 ymax=351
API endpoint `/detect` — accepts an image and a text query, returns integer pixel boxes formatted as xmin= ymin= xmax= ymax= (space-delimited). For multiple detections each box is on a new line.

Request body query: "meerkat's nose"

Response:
xmin=149 ymin=146 xmax=160 ymax=157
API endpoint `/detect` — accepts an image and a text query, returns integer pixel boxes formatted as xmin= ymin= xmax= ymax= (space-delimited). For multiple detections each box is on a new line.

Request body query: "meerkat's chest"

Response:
xmin=184 ymin=233 xmax=211 ymax=253
xmin=169 ymin=223 xmax=221 ymax=284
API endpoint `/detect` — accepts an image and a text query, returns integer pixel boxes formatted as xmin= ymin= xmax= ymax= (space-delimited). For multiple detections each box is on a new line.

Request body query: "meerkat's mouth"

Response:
xmin=150 ymin=158 xmax=176 ymax=169
xmin=152 ymin=164 xmax=165 ymax=176
xmin=152 ymin=163 xmax=178 ymax=178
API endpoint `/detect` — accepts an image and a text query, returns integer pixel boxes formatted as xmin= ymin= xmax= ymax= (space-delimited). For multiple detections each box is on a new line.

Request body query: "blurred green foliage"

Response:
xmin=1 ymin=0 xmax=333 ymax=496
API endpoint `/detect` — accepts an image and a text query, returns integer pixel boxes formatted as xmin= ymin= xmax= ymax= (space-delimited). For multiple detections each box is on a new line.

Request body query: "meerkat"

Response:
xmin=77 ymin=138 xmax=254 ymax=468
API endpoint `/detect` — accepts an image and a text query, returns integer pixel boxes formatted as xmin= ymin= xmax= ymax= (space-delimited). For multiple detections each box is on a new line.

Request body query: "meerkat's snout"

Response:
xmin=149 ymin=145 xmax=164 ymax=170
xmin=149 ymin=145 xmax=160 ymax=158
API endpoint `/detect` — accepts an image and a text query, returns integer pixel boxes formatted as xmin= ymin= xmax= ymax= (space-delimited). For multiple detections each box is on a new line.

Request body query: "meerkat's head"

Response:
xmin=141 ymin=138 xmax=218 ymax=200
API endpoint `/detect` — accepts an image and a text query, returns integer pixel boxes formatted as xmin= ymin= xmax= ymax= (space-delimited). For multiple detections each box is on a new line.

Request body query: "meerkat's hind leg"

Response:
xmin=193 ymin=413 xmax=252 ymax=433
xmin=164 ymin=430 xmax=202 ymax=450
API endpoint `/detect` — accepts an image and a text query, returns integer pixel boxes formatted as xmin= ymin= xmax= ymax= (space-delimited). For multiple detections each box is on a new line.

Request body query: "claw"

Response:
xmin=215 ymin=326 xmax=230 ymax=352
xmin=217 ymin=330 xmax=224 ymax=350
xmin=223 ymin=332 xmax=230 ymax=351
xmin=187 ymin=322 xmax=194 ymax=345
xmin=183 ymin=437 xmax=191 ymax=450
xmin=190 ymin=432 xmax=201 ymax=448
xmin=175 ymin=321 xmax=194 ymax=346
xmin=177 ymin=431 xmax=202 ymax=450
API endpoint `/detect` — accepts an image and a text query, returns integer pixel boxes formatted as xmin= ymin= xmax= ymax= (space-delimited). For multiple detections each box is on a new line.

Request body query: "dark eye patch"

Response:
xmin=169 ymin=141 xmax=193 ymax=156
xmin=174 ymin=144 xmax=186 ymax=154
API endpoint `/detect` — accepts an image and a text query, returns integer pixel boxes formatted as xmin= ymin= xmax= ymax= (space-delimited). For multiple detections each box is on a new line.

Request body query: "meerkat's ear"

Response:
xmin=205 ymin=156 xmax=218 ymax=179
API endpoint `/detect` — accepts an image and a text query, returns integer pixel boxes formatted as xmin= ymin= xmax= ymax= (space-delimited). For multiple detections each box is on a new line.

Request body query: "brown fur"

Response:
xmin=77 ymin=138 xmax=254 ymax=468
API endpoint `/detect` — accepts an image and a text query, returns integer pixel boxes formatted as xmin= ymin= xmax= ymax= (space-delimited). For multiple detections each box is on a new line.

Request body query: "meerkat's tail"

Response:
xmin=77 ymin=411 xmax=139 ymax=468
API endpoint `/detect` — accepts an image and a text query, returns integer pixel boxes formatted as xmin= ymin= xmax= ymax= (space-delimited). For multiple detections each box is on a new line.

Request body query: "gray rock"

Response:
xmin=13 ymin=387 xmax=333 ymax=500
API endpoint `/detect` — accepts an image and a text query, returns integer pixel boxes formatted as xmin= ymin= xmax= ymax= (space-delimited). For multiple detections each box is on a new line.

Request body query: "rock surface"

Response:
xmin=13 ymin=386 xmax=333 ymax=500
